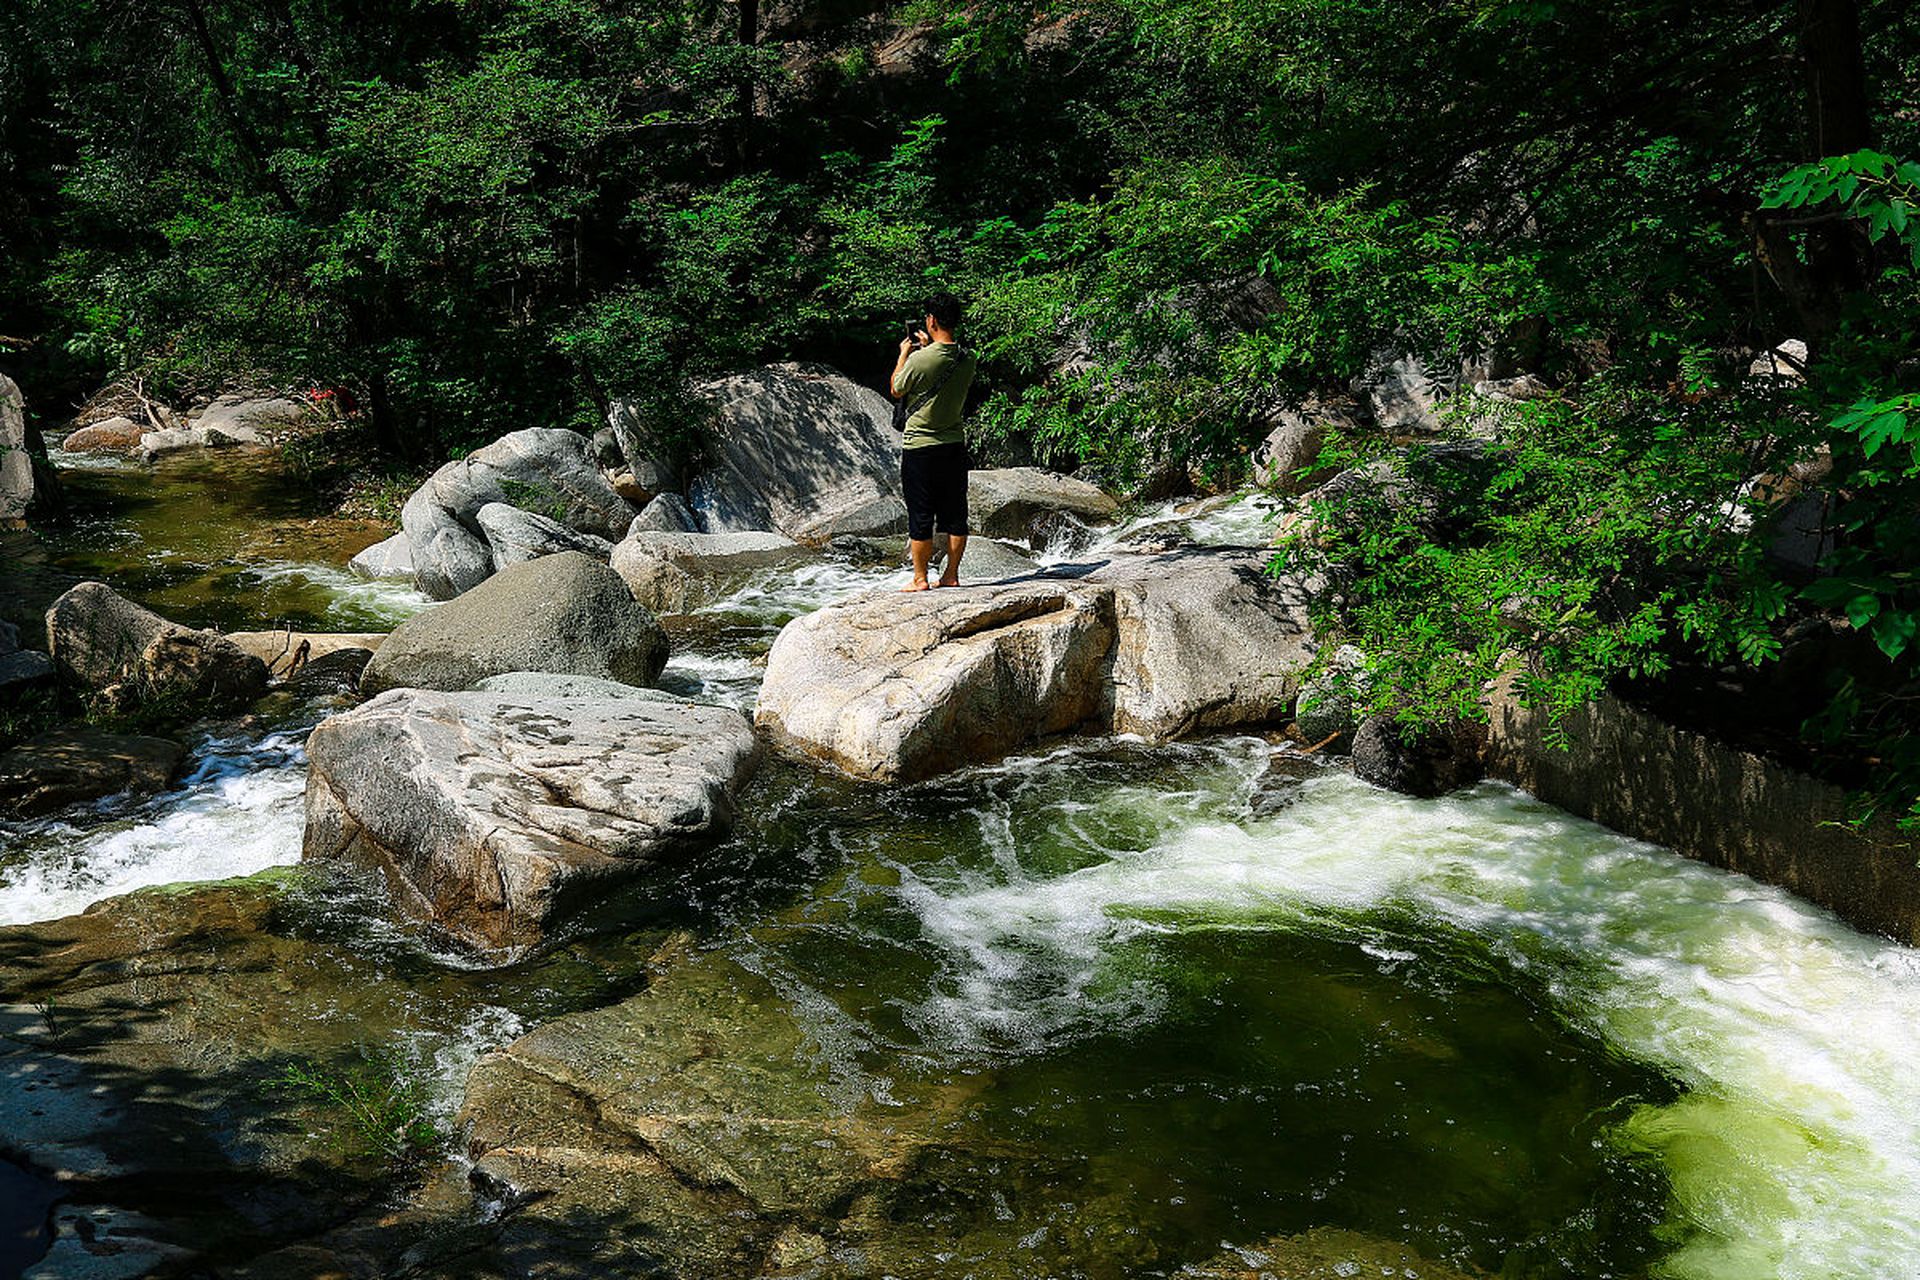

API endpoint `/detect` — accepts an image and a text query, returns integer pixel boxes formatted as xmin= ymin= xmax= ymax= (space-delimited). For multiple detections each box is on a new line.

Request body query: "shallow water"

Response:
xmin=5 ymin=462 xmax=1919 ymax=1277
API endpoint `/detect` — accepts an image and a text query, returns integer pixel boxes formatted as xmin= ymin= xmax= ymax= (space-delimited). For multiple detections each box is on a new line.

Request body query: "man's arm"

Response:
xmin=891 ymin=334 xmax=924 ymax=399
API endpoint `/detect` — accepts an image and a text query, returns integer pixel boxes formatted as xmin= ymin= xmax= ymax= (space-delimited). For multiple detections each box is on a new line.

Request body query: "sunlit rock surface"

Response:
xmin=304 ymin=687 xmax=759 ymax=953
xmin=756 ymin=548 xmax=1315 ymax=779
xmin=359 ymin=552 xmax=666 ymax=695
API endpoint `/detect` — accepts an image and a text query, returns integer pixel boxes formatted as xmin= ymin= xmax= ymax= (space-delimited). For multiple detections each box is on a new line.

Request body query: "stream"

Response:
xmin=4 ymin=453 xmax=1919 ymax=1278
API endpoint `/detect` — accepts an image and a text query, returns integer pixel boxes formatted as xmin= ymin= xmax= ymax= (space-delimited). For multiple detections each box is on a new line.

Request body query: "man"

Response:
xmin=890 ymin=290 xmax=978 ymax=591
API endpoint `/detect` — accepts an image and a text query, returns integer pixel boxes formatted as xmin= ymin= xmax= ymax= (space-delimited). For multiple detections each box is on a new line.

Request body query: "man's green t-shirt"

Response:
xmin=893 ymin=342 xmax=977 ymax=450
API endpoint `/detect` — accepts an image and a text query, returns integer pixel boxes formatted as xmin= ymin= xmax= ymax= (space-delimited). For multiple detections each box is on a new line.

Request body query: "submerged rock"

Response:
xmin=0 ymin=875 xmax=500 ymax=1277
xmin=968 ymin=466 xmax=1120 ymax=538
xmin=359 ymin=552 xmax=666 ymax=695
xmin=347 ymin=531 xmax=415 ymax=581
xmin=0 ymin=727 xmax=184 ymax=817
xmin=1180 ymin=1227 xmax=1475 ymax=1279
xmin=756 ymin=548 xmax=1316 ymax=780
xmin=304 ymin=687 xmax=759 ymax=953
xmin=401 ymin=427 xmax=636 ymax=600
xmin=45 ymin=581 xmax=269 ymax=713
xmin=685 ymin=362 xmax=908 ymax=542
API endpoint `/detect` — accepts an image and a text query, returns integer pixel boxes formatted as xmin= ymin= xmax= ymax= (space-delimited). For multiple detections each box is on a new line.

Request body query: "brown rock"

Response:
xmin=59 ymin=416 xmax=146 ymax=454
xmin=0 ymin=727 xmax=184 ymax=817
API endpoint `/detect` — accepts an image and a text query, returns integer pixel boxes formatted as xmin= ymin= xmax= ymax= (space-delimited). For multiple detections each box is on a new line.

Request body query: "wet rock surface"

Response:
xmin=756 ymin=548 xmax=1316 ymax=779
xmin=360 ymin=552 xmax=666 ymax=695
xmin=304 ymin=687 xmax=760 ymax=953
xmin=0 ymin=727 xmax=184 ymax=817
xmin=0 ymin=877 xmax=432 ymax=1277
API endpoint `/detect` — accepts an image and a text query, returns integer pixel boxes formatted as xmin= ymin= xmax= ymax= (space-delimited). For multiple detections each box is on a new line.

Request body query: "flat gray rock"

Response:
xmin=304 ymin=687 xmax=759 ymax=953
xmin=473 ymin=671 xmax=684 ymax=702
xmin=360 ymin=552 xmax=667 ymax=695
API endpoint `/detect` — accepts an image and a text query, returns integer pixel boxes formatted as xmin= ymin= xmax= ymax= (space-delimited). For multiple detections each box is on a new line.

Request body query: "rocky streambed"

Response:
xmin=5 ymin=434 xmax=1920 ymax=1280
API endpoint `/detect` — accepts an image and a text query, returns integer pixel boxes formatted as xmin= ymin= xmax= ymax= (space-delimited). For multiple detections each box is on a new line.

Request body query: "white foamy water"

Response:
xmin=881 ymin=741 xmax=1920 ymax=1280
xmin=0 ymin=730 xmax=308 ymax=926
xmin=248 ymin=559 xmax=433 ymax=628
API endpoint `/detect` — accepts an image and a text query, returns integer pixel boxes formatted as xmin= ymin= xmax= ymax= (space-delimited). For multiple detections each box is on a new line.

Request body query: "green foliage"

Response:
xmin=270 ymin=1048 xmax=442 ymax=1167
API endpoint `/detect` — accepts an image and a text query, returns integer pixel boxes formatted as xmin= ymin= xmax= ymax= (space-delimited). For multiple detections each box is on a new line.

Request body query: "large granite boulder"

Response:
xmin=1354 ymin=350 xmax=1446 ymax=434
xmin=475 ymin=501 xmax=614 ymax=568
xmin=45 ymin=581 xmax=269 ymax=712
xmin=967 ymin=467 xmax=1120 ymax=539
xmin=1093 ymin=549 xmax=1314 ymax=739
xmin=59 ymin=415 xmax=145 ymax=454
xmin=610 ymin=528 xmax=811 ymax=614
xmin=756 ymin=579 xmax=1115 ymax=781
xmin=756 ymin=549 xmax=1317 ymax=780
xmin=359 ymin=552 xmax=666 ymax=695
xmin=401 ymin=428 xmax=636 ymax=600
xmin=303 ymin=687 xmax=759 ymax=952
xmin=347 ymin=531 xmax=414 ymax=581
xmin=686 ymin=363 xmax=907 ymax=541
xmin=1 ymin=372 xmax=30 ymax=526
xmin=0 ymin=727 xmax=184 ymax=817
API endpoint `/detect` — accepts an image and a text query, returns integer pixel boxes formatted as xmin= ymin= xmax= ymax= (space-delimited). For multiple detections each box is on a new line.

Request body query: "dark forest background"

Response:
xmin=3 ymin=0 xmax=1919 ymax=821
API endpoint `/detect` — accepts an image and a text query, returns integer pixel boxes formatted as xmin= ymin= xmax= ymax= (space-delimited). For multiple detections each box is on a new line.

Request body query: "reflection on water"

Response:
xmin=23 ymin=448 xmax=428 ymax=632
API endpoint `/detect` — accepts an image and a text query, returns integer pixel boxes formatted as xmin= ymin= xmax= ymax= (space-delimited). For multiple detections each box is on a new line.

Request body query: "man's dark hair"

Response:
xmin=925 ymin=291 xmax=962 ymax=332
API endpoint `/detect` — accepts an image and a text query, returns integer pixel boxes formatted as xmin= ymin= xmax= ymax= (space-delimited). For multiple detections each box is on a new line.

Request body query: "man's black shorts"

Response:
xmin=902 ymin=442 xmax=970 ymax=540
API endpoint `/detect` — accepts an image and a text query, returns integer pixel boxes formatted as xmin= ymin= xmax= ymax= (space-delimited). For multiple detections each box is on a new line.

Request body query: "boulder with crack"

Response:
xmin=303 ymin=688 xmax=760 ymax=953
xmin=756 ymin=548 xmax=1317 ymax=780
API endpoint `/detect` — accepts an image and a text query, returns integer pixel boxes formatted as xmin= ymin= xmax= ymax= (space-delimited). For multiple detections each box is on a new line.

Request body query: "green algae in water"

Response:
xmin=672 ymin=745 xmax=1679 ymax=1277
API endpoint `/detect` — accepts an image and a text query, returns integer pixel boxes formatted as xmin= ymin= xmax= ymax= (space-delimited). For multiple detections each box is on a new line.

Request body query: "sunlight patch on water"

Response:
xmin=880 ymin=743 xmax=1920 ymax=1280
xmin=0 ymin=731 xmax=308 ymax=926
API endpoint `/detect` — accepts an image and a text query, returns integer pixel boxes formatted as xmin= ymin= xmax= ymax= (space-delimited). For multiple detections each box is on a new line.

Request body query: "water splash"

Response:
xmin=0 ymin=730 xmax=309 ymax=926
xmin=851 ymin=740 xmax=1920 ymax=1280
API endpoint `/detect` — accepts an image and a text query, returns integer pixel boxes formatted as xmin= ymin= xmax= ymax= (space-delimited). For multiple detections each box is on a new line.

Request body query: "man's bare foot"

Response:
xmin=936 ymin=576 xmax=961 ymax=588
xmin=900 ymin=579 xmax=932 ymax=592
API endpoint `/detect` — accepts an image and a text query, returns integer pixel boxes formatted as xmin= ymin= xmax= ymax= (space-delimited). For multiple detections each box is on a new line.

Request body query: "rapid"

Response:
xmin=3 ymin=464 xmax=1917 ymax=1279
